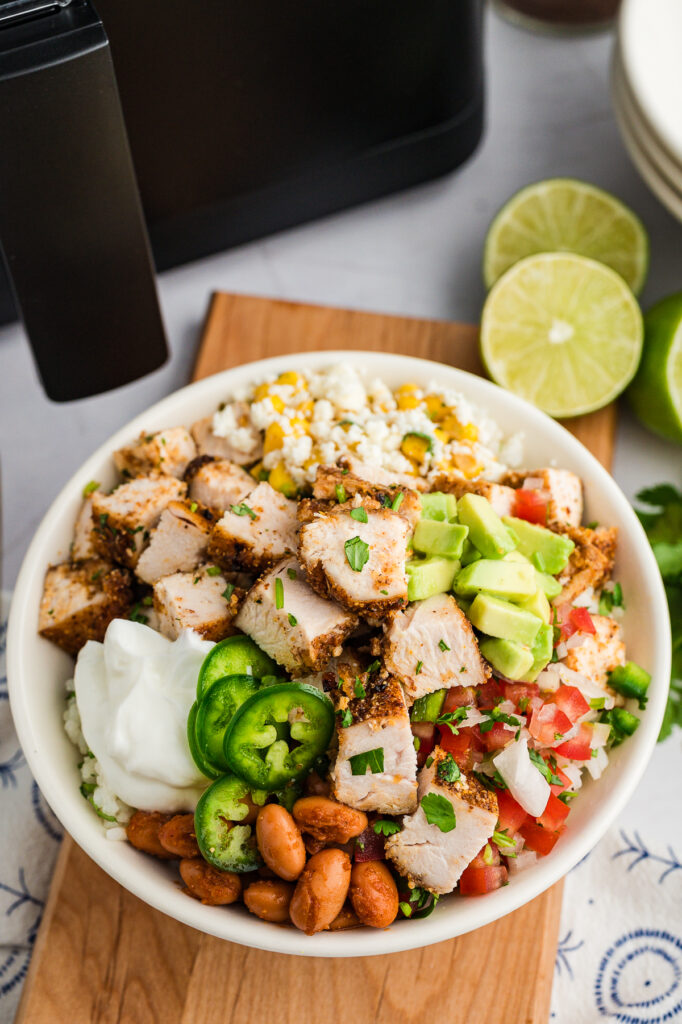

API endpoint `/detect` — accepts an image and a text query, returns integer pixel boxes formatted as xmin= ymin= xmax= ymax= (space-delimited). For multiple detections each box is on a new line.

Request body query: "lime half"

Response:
xmin=480 ymin=252 xmax=644 ymax=418
xmin=628 ymin=292 xmax=682 ymax=444
xmin=483 ymin=179 xmax=649 ymax=295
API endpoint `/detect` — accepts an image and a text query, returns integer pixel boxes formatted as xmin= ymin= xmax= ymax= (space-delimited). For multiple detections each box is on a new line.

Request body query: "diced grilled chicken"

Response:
xmin=555 ymin=524 xmax=617 ymax=605
xmin=299 ymin=500 xmax=410 ymax=614
xmin=337 ymin=455 xmax=428 ymax=492
xmin=136 ymin=501 xmax=215 ymax=584
xmin=71 ymin=495 xmax=98 ymax=561
xmin=153 ymin=566 xmax=240 ymax=642
xmin=190 ymin=402 xmax=263 ymax=465
xmin=331 ymin=673 xmax=418 ymax=814
xmin=38 ymin=560 xmax=133 ymax=655
xmin=113 ymin=427 xmax=197 ymax=480
xmin=385 ymin=747 xmax=498 ymax=894
xmin=430 ymin=477 xmax=516 ymax=518
xmin=186 ymin=457 xmax=254 ymax=513
xmin=235 ymin=558 xmax=357 ymax=674
xmin=504 ymin=468 xmax=583 ymax=527
xmin=564 ymin=613 xmax=625 ymax=687
xmin=383 ymin=593 xmax=489 ymax=702
xmin=91 ymin=476 xmax=187 ymax=569
xmin=207 ymin=482 xmax=298 ymax=573
xmin=313 ymin=465 xmax=422 ymax=528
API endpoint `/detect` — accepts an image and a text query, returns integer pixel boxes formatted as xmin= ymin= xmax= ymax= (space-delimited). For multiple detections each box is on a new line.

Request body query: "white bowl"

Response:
xmin=7 ymin=351 xmax=671 ymax=957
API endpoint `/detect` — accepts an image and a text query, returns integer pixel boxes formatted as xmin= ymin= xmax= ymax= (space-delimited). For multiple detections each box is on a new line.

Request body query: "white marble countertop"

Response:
xmin=1 ymin=6 xmax=681 ymax=586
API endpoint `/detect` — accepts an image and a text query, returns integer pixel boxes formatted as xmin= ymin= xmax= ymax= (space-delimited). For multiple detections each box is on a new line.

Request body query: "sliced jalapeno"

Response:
xmin=194 ymin=773 xmax=263 ymax=872
xmin=197 ymin=635 xmax=279 ymax=698
xmin=187 ymin=702 xmax=221 ymax=780
xmin=195 ymin=674 xmax=259 ymax=773
xmin=223 ymin=683 xmax=335 ymax=791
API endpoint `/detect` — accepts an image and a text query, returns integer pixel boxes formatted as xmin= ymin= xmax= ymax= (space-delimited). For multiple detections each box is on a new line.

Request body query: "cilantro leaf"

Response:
xmin=345 ymin=536 xmax=370 ymax=572
xmin=230 ymin=502 xmax=257 ymax=520
xmin=529 ymin=748 xmax=562 ymax=786
xmin=373 ymin=819 xmax=401 ymax=837
xmin=436 ymin=706 xmax=470 ymax=734
xmin=436 ymin=753 xmax=461 ymax=784
xmin=349 ymin=747 xmax=384 ymax=776
xmin=350 ymin=507 xmax=369 ymax=523
xmin=354 ymin=677 xmax=366 ymax=698
xmin=420 ymin=793 xmax=456 ymax=833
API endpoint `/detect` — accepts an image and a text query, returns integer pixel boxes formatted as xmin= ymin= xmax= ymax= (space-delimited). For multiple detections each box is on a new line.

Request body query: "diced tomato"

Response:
xmin=569 ymin=606 xmax=596 ymax=635
xmin=459 ymin=864 xmax=508 ymax=895
xmin=553 ymin=684 xmax=590 ymax=724
xmin=536 ymin=792 xmax=571 ymax=832
xmin=476 ymin=679 xmax=505 ymax=709
xmin=502 ymin=682 xmax=540 ymax=712
xmin=477 ymin=721 xmax=513 ymax=753
xmin=554 ymin=722 xmax=593 ymax=760
xmin=518 ymin=821 xmax=565 ymax=856
xmin=354 ymin=825 xmax=385 ymax=863
xmin=528 ymin=702 xmax=573 ymax=746
xmin=550 ymin=766 xmax=573 ymax=796
xmin=496 ymin=789 xmax=528 ymax=834
xmin=438 ymin=727 xmax=483 ymax=769
xmin=512 ymin=488 xmax=548 ymax=525
xmin=555 ymin=602 xmax=575 ymax=641
xmin=411 ymin=722 xmax=435 ymax=768
xmin=442 ymin=686 xmax=477 ymax=713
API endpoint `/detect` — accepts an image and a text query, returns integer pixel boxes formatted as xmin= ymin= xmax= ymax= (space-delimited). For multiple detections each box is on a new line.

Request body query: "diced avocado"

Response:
xmin=502 ymin=516 xmax=574 ymax=574
xmin=504 ymin=550 xmax=562 ymax=598
xmin=454 ymin=559 xmax=536 ymax=602
xmin=419 ymin=492 xmax=458 ymax=522
xmin=479 ymin=638 xmax=534 ymax=680
xmin=413 ymin=520 xmax=468 ymax=559
xmin=460 ymin=539 xmax=483 ymax=566
xmin=458 ymin=493 xmax=516 ymax=560
xmin=515 ymin=587 xmax=551 ymax=623
xmin=454 ymin=595 xmax=472 ymax=616
xmin=516 ymin=622 xmax=554 ymax=682
xmin=410 ymin=688 xmax=447 ymax=722
xmin=468 ymin=594 xmax=542 ymax=646
xmin=407 ymin=556 xmax=459 ymax=602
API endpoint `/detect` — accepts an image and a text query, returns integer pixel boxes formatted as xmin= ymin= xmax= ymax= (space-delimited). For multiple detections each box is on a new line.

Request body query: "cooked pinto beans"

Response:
xmin=349 ymin=861 xmax=399 ymax=929
xmin=158 ymin=813 xmax=200 ymax=859
xmin=243 ymin=880 xmax=294 ymax=923
xmin=289 ymin=848 xmax=351 ymax=935
xmin=179 ymin=859 xmax=242 ymax=905
xmin=292 ymin=797 xmax=368 ymax=845
xmin=126 ymin=811 xmax=175 ymax=859
xmin=256 ymin=804 xmax=306 ymax=881
xmin=328 ymin=902 xmax=361 ymax=931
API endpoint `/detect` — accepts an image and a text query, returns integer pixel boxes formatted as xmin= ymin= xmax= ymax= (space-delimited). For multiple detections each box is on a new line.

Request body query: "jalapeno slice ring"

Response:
xmin=195 ymin=673 xmax=260 ymax=773
xmin=197 ymin=635 xmax=279 ymax=698
xmin=223 ymin=683 xmax=335 ymax=791
xmin=187 ymin=702 xmax=222 ymax=780
xmin=194 ymin=773 xmax=263 ymax=873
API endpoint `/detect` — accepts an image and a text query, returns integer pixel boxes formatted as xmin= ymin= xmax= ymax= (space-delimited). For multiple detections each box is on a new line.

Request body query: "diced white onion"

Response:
xmin=507 ymin=849 xmax=537 ymax=875
xmin=555 ymin=642 xmax=568 ymax=659
xmin=590 ymin=722 xmax=611 ymax=748
xmin=571 ymin=587 xmax=595 ymax=608
xmin=556 ymin=663 xmax=615 ymax=710
xmin=558 ymin=761 xmax=583 ymax=791
xmin=586 ymin=746 xmax=608 ymax=780
xmin=536 ymin=665 xmax=561 ymax=692
xmin=493 ymin=736 xmax=550 ymax=817
xmin=105 ymin=827 xmax=128 ymax=841
xmin=565 ymin=634 xmax=587 ymax=650
xmin=522 ymin=477 xmax=545 ymax=490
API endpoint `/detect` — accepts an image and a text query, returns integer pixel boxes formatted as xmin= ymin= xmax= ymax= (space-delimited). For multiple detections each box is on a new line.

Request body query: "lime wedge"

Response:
xmin=628 ymin=292 xmax=682 ymax=444
xmin=480 ymin=253 xmax=644 ymax=418
xmin=483 ymin=179 xmax=649 ymax=295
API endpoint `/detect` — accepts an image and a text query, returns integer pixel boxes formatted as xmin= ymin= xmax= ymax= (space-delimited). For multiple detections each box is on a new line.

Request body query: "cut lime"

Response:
xmin=627 ymin=292 xmax=682 ymax=444
xmin=480 ymin=253 xmax=644 ymax=418
xmin=483 ymin=179 xmax=649 ymax=295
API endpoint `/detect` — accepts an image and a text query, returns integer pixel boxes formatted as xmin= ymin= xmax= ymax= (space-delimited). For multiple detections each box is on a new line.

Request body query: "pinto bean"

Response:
xmin=256 ymin=804 xmax=306 ymax=881
xmin=179 ymin=858 xmax=241 ymax=905
xmin=328 ymin=902 xmax=361 ymax=931
xmin=289 ymin=849 xmax=351 ymax=935
xmin=158 ymin=813 xmax=200 ymax=858
xmin=292 ymin=797 xmax=368 ymax=845
xmin=349 ymin=861 xmax=399 ymax=929
xmin=243 ymin=880 xmax=294 ymax=923
xmin=126 ymin=811 xmax=175 ymax=859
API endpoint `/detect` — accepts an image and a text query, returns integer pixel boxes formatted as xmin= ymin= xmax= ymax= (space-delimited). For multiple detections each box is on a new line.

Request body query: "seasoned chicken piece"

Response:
xmin=331 ymin=673 xmax=418 ymax=814
xmin=555 ymin=524 xmax=617 ymax=605
xmin=235 ymin=558 xmax=356 ymax=674
xmin=39 ymin=559 xmax=133 ymax=655
xmin=313 ymin=466 xmax=422 ymax=528
xmin=191 ymin=402 xmax=263 ymax=465
xmin=564 ymin=613 xmax=625 ymax=687
xmin=299 ymin=501 xmax=410 ymax=614
xmin=186 ymin=457 xmax=254 ymax=513
xmin=113 ymin=427 xmax=196 ymax=480
xmin=337 ymin=455 xmax=428 ymax=492
xmin=382 ymin=593 xmax=489 ymax=702
xmin=207 ymin=482 xmax=298 ymax=573
xmin=385 ymin=747 xmax=498 ymax=894
xmin=136 ymin=501 xmax=215 ymax=585
xmin=91 ymin=475 xmax=186 ymax=569
xmin=504 ymin=468 xmax=583 ymax=527
xmin=430 ymin=477 xmax=516 ymax=518
xmin=72 ymin=495 xmax=98 ymax=561
xmin=153 ymin=566 xmax=240 ymax=641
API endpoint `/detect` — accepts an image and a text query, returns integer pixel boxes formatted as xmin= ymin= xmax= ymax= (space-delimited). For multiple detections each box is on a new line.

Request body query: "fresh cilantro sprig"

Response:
xmin=349 ymin=747 xmax=384 ymax=776
xmin=421 ymin=793 xmax=456 ymax=832
xmin=435 ymin=706 xmax=470 ymax=734
xmin=529 ymin=748 xmax=562 ymax=786
xmin=373 ymin=819 xmax=401 ymax=837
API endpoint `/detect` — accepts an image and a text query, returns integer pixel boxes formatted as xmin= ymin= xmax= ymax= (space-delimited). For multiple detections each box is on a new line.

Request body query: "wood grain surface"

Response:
xmin=16 ymin=291 xmax=616 ymax=1024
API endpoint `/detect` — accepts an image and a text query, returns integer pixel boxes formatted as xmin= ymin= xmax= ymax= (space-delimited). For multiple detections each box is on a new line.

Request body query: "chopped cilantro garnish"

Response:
xmin=338 ymin=708 xmax=353 ymax=728
xmin=335 ymin=484 xmax=347 ymax=503
xmin=436 ymin=706 xmax=470 ymax=734
xmin=438 ymin=638 xmax=450 ymax=652
xmin=391 ymin=492 xmax=404 ymax=512
xmin=479 ymin=706 xmax=520 ymax=734
xmin=421 ymin=793 xmax=456 ymax=833
xmin=274 ymin=576 xmax=284 ymax=609
xmin=82 ymin=480 xmax=99 ymax=497
xmin=367 ymin=659 xmax=380 ymax=675
xmin=222 ymin=583 xmax=235 ymax=601
xmin=492 ymin=828 xmax=516 ymax=849
xmin=287 ymin=567 xmax=297 ymax=580
xmin=230 ymin=502 xmax=257 ymax=520
xmin=349 ymin=747 xmax=384 ymax=776
xmin=529 ymin=748 xmax=562 ymax=786
xmin=415 ymin=660 xmax=423 ymax=675
xmin=436 ymin=753 xmax=460 ymax=784
xmin=350 ymin=506 xmax=368 ymax=523
xmin=190 ymin=501 xmax=198 ymax=513
xmin=345 ymin=536 xmax=370 ymax=572
xmin=354 ymin=677 xmax=366 ymax=699
xmin=288 ymin=613 xmax=298 ymax=627
xmin=373 ymin=820 xmax=401 ymax=837
xmin=206 ymin=565 xmax=221 ymax=576
xmin=558 ymin=790 xmax=577 ymax=805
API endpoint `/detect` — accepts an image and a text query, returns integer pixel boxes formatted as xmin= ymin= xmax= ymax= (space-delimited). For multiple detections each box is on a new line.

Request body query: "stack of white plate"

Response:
xmin=613 ymin=0 xmax=682 ymax=223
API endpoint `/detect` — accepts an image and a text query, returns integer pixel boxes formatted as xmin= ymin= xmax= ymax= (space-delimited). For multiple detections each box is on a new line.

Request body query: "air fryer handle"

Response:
xmin=0 ymin=0 xmax=167 ymax=401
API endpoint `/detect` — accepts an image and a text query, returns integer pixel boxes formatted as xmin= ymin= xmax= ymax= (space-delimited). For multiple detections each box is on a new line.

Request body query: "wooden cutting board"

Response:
xmin=16 ymin=292 xmax=616 ymax=1024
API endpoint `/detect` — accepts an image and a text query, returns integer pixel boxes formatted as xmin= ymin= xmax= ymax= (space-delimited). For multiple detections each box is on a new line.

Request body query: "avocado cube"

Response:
xmin=410 ymin=688 xmax=447 ymax=723
xmin=460 ymin=539 xmax=483 ymax=566
xmin=468 ymin=593 xmax=542 ymax=646
xmin=516 ymin=622 xmax=554 ymax=682
xmin=454 ymin=559 xmax=536 ymax=602
xmin=413 ymin=520 xmax=468 ymax=559
xmin=419 ymin=492 xmax=458 ymax=522
xmin=406 ymin=556 xmax=459 ymax=602
xmin=458 ymin=493 xmax=516 ymax=560
xmin=503 ymin=517 xmax=574 ymax=574
xmin=454 ymin=594 xmax=472 ymax=616
xmin=515 ymin=587 xmax=551 ymax=623
xmin=479 ymin=638 xmax=534 ymax=680
xmin=504 ymin=550 xmax=563 ymax=600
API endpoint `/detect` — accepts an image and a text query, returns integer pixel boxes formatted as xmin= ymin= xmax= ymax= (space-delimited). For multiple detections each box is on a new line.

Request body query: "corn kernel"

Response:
xmin=425 ymin=394 xmax=446 ymax=419
xmin=264 ymin=422 xmax=285 ymax=454
xmin=253 ymin=383 xmax=271 ymax=402
xmin=400 ymin=434 xmax=432 ymax=462
xmin=395 ymin=383 xmax=422 ymax=411
xmin=268 ymin=462 xmax=297 ymax=497
xmin=452 ymin=452 xmax=483 ymax=477
xmin=277 ymin=371 xmax=302 ymax=387
xmin=249 ymin=461 xmax=268 ymax=481
xmin=440 ymin=414 xmax=479 ymax=443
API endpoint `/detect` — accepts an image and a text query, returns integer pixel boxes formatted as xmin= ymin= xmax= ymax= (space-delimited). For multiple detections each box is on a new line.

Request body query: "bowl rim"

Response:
xmin=7 ymin=350 xmax=671 ymax=958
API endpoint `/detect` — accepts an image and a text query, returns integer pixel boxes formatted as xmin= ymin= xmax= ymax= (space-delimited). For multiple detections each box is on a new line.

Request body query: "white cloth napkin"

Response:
xmin=0 ymin=591 xmax=679 ymax=1023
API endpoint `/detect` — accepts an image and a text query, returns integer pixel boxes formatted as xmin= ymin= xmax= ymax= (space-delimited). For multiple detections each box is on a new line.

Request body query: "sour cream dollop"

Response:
xmin=74 ymin=619 xmax=213 ymax=812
